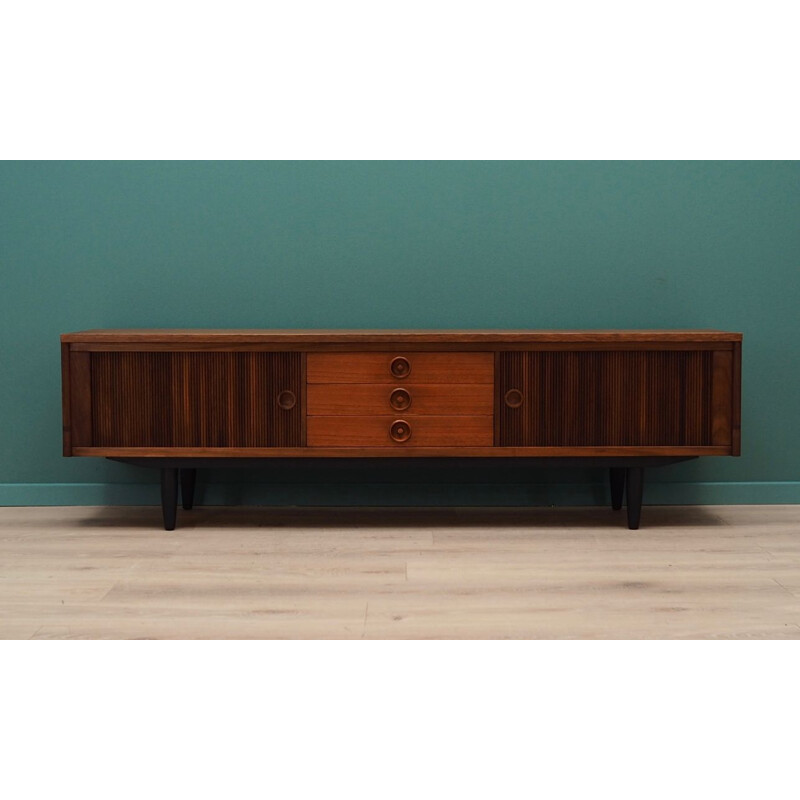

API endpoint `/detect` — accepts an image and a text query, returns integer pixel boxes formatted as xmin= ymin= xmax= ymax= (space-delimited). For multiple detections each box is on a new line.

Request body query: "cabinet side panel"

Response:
xmin=69 ymin=350 xmax=93 ymax=448
xmin=61 ymin=343 xmax=71 ymax=455
xmin=498 ymin=350 xmax=715 ymax=447
xmin=731 ymin=341 xmax=741 ymax=455
xmin=90 ymin=352 xmax=302 ymax=448
xmin=711 ymin=350 xmax=733 ymax=446
xmin=301 ymin=352 xmax=307 ymax=446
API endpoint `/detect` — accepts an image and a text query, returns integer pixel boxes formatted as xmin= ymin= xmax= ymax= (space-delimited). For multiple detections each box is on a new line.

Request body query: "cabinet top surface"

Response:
xmin=62 ymin=329 xmax=743 ymax=343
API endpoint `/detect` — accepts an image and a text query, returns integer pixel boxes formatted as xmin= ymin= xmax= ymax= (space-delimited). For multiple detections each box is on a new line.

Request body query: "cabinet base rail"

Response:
xmin=109 ymin=456 xmax=696 ymax=532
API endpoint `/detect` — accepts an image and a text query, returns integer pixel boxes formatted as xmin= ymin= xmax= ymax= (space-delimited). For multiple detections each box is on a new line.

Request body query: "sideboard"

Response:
xmin=61 ymin=330 xmax=742 ymax=530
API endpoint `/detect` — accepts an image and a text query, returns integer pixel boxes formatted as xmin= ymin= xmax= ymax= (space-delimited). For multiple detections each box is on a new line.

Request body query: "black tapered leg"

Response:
xmin=180 ymin=468 xmax=197 ymax=510
xmin=161 ymin=468 xmax=178 ymax=531
xmin=609 ymin=468 xmax=625 ymax=511
xmin=626 ymin=467 xmax=644 ymax=530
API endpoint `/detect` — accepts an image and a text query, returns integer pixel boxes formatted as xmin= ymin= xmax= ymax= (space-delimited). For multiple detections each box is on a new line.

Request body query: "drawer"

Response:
xmin=307 ymin=383 xmax=494 ymax=416
xmin=307 ymin=352 xmax=493 ymax=384
xmin=307 ymin=415 xmax=493 ymax=447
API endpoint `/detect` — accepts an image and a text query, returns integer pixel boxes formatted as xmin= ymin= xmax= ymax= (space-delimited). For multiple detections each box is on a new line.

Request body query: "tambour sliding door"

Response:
xmin=496 ymin=349 xmax=733 ymax=449
xmin=85 ymin=351 xmax=303 ymax=448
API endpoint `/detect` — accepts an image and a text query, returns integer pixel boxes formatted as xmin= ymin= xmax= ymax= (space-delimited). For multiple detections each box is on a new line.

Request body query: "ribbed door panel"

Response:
xmin=90 ymin=352 xmax=302 ymax=447
xmin=497 ymin=351 xmax=714 ymax=447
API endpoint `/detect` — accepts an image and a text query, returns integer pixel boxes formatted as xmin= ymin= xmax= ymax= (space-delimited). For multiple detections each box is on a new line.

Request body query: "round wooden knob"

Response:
xmin=277 ymin=390 xmax=296 ymax=410
xmin=390 ymin=419 xmax=411 ymax=442
xmin=389 ymin=388 xmax=412 ymax=411
xmin=504 ymin=388 xmax=524 ymax=408
xmin=390 ymin=356 xmax=411 ymax=379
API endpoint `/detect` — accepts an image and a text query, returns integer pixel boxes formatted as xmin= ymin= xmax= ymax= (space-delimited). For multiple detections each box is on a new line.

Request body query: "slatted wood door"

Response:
xmin=87 ymin=352 xmax=303 ymax=448
xmin=496 ymin=350 xmax=734 ymax=449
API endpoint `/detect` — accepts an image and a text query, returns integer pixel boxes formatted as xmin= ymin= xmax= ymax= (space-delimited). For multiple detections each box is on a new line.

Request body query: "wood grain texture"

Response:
xmin=307 ymin=383 xmax=494 ymax=416
xmin=61 ymin=329 xmax=743 ymax=344
xmin=2 ymin=505 xmax=798 ymax=640
xmin=307 ymin=415 xmax=493 ymax=447
xmin=307 ymin=352 xmax=494 ymax=384
xmin=498 ymin=350 xmax=717 ymax=448
xmin=90 ymin=352 xmax=302 ymax=448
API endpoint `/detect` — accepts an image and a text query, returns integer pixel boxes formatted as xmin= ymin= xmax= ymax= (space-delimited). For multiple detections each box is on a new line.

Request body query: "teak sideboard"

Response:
xmin=60 ymin=329 xmax=742 ymax=530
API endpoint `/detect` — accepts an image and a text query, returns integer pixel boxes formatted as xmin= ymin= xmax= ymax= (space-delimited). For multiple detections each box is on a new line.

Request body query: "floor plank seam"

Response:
xmin=771 ymin=577 xmax=800 ymax=601
xmin=361 ymin=603 xmax=369 ymax=639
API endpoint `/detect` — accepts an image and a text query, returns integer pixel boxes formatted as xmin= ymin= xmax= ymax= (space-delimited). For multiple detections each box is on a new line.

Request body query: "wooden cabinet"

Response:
xmin=61 ymin=329 xmax=742 ymax=530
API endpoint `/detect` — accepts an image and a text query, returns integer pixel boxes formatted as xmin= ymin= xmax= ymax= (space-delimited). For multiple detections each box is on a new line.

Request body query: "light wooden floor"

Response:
xmin=1 ymin=505 xmax=799 ymax=639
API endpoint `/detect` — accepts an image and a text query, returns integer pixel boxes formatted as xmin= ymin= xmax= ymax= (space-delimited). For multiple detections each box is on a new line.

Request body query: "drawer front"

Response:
xmin=307 ymin=383 xmax=494 ymax=416
xmin=307 ymin=415 xmax=493 ymax=447
xmin=307 ymin=352 xmax=493 ymax=384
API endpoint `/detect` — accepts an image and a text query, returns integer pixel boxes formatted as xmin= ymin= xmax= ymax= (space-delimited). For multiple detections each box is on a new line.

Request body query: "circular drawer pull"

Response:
xmin=504 ymin=388 xmax=524 ymax=408
xmin=277 ymin=390 xmax=296 ymax=410
xmin=390 ymin=356 xmax=411 ymax=379
xmin=390 ymin=419 xmax=411 ymax=442
xmin=389 ymin=388 xmax=412 ymax=411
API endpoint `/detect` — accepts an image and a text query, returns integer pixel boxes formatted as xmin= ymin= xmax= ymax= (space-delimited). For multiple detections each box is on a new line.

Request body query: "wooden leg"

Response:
xmin=609 ymin=468 xmax=625 ymax=511
xmin=161 ymin=468 xmax=178 ymax=531
xmin=180 ymin=468 xmax=197 ymax=510
xmin=626 ymin=467 xmax=644 ymax=530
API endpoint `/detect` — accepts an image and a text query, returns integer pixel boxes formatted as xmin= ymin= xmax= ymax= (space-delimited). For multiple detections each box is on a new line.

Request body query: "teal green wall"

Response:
xmin=1 ymin=161 xmax=798 ymax=506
